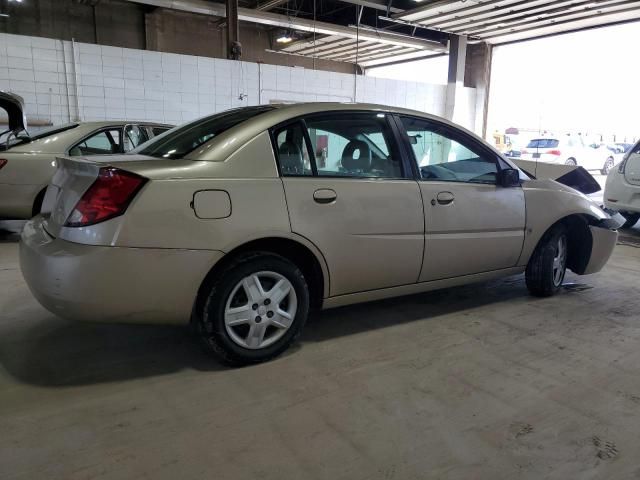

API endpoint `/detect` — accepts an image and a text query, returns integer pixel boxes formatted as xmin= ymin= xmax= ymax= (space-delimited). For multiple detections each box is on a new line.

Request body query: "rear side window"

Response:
xmin=526 ymin=138 xmax=559 ymax=149
xmin=273 ymin=122 xmax=314 ymax=176
xmin=136 ymin=107 xmax=274 ymax=159
xmin=123 ymin=125 xmax=149 ymax=152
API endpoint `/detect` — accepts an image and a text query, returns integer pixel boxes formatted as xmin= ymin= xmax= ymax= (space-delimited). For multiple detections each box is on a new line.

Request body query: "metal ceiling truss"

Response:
xmin=393 ymin=0 xmax=640 ymax=44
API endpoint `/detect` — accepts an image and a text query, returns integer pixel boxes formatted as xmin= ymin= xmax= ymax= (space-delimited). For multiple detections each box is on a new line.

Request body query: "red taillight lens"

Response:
xmin=0 ymin=159 xmax=7 ymax=170
xmin=548 ymin=150 xmax=561 ymax=156
xmin=65 ymin=167 xmax=147 ymax=227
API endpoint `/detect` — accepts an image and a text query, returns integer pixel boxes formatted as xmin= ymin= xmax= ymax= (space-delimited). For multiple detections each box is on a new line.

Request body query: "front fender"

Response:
xmin=519 ymin=179 xmax=613 ymax=267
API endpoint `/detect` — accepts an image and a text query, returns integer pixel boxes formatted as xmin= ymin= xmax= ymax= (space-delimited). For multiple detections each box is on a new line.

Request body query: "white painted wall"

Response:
xmin=0 ymin=33 xmax=477 ymax=132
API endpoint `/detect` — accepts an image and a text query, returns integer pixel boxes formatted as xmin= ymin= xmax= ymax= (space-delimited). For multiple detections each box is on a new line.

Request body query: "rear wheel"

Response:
xmin=565 ymin=158 xmax=577 ymax=166
xmin=31 ymin=188 xmax=47 ymax=217
xmin=198 ymin=253 xmax=310 ymax=365
xmin=601 ymin=157 xmax=614 ymax=175
xmin=526 ymin=224 xmax=568 ymax=297
xmin=621 ymin=212 xmax=640 ymax=229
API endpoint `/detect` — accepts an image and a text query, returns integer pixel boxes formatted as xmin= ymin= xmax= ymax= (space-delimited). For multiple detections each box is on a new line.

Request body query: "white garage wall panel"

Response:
xmin=0 ymin=33 xmax=477 ymax=131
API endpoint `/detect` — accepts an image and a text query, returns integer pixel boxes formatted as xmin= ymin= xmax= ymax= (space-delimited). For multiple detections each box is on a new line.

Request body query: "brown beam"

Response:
xmin=227 ymin=0 xmax=241 ymax=59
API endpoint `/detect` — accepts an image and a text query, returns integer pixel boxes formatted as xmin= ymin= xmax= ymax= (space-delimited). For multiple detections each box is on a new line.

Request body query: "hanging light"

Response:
xmin=276 ymin=31 xmax=293 ymax=43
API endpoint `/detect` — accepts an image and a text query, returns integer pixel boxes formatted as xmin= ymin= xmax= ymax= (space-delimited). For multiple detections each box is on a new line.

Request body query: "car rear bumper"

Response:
xmin=582 ymin=225 xmax=618 ymax=275
xmin=20 ymin=215 xmax=224 ymax=325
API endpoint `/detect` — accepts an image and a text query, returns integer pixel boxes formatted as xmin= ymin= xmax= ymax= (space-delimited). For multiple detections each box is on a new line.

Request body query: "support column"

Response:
xmin=444 ymin=34 xmax=467 ymax=123
xmin=466 ymin=42 xmax=493 ymax=139
xmin=226 ymin=0 xmax=241 ymax=60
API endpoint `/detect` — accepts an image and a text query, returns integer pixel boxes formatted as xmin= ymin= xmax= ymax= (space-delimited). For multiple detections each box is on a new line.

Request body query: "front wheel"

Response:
xmin=621 ymin=212 xmax=640 ymax=229
xmin=601 ymin=157 xmax=614 ymax=175
xmin=198 ymin=253 xmax=310 ymax=365
xmin=526 ymin=224 xmax=568 ymax=297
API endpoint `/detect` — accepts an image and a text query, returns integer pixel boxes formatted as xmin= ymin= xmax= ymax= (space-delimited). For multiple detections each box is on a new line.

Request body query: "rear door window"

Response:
xmin=302 ymin=112 xmax=403 ymax=178
xmin=69 ymin=128 xmax=122 ymax=156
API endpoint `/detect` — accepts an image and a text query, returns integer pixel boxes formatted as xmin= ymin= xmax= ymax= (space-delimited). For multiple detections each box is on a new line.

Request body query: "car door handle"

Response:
xmin=436 ymin=191 xmax=455 ymax=205
xmin=313 ymin=188 xmax=337 ymax=204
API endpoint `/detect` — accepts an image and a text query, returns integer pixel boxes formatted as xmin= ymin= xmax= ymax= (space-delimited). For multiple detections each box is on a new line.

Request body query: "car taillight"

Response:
xmin=548 ymin=150 xmax=561 ymax=156
xmin=0 ymin=159 xmax=7 ymax=170
xmin=64 ymin=167 xmax=147 ymax=227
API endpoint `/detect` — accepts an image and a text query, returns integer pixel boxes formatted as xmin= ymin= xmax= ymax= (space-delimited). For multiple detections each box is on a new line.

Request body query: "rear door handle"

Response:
xmin=313 ymin=188 xmax=337 ymax=204
xmin=436 ymin=191 xmax=454 ymax=205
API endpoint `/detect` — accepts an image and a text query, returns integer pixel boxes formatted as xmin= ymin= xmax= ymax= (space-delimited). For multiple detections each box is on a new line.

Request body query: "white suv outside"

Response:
xmin=521 ymin=134 xmax=618 ymax=174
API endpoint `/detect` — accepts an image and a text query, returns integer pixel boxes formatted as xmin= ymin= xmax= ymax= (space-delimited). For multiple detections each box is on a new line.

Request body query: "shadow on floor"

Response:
xmin=0 ymin=320 xmax=226 ymax=387
xmin=0 ymin=220 xmax=24 ymax=243
xmin=1 ymin=275 xmax=537 ymax=388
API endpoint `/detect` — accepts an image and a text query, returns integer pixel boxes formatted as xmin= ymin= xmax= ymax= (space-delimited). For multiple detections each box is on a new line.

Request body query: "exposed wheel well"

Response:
xmin=537 ymin=214 xmax=593 ymax=274
xmin=192 ymin=237 xmax=326 ymax=324
xmin=32 ymin=188 xmax=47 ymax=217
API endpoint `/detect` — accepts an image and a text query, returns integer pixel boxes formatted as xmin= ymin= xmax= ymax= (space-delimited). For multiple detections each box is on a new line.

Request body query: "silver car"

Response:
xmin=19 ymin=103 xmax=621 ymax=365
xmin=0 ymin=91 xmax=172 ymax=219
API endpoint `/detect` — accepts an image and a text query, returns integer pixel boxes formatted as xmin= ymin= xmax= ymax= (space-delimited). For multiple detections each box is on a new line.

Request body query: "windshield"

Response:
xmin=135 ymin=106 xmax=275 ymax=159
xmin=0 ymin=123 xmax=79 ymax=151
xmin=526 ymin=138 xmax=559 ymax=149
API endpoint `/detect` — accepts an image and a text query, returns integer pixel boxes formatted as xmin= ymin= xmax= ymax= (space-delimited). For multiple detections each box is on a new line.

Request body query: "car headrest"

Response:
xmin=279 ymin=141 xmax=304 ymax=175
xmin=341 ymin=140 xmax=371 ymax=172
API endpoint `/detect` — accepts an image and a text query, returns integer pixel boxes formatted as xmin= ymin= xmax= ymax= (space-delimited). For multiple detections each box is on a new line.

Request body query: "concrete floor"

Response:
xmin=1 ymin=221 xmax=640 ymax=480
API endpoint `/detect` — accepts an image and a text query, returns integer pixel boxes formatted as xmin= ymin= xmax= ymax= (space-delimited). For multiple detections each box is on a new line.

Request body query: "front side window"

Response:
xmin=304 ymin=113 xmax=402 ymax=178
xmin=401 ymin=116 xmax=498 ymax=184
xmin=135 ymin=106 xmax=274 ymax=159
xmin=69 ymin=128 xmax=122 ymax=156
xmin=273 ymin=122 xmax=313 ymax=176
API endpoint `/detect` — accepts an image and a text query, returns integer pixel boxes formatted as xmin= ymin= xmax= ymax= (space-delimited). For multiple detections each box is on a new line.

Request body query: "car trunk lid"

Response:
xmin=0 ymin=90 xmax=28 ymax=136
xmin=41 ymin=156 xmax=103 ymax=237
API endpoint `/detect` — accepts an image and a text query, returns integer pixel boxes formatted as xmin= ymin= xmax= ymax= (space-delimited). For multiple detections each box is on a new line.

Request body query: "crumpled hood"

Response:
xmin=512 ymin=158 xmax=601 ymax=195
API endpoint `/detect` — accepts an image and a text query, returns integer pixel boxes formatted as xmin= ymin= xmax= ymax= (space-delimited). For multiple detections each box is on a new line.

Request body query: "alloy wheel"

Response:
xmin=552 ymin=235 xmax=567 ymax=286
xmin=224 ymin=271 xmax=298 ymax=350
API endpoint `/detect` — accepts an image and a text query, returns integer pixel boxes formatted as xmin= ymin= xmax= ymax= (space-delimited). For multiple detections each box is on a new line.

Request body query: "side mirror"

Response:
xmin=498 ymin=167 xmax=521 ymax=187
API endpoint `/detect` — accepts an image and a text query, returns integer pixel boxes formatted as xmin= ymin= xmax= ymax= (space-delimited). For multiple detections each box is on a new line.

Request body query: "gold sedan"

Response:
xmin=20 ymin=103 xmax=620 ymax=364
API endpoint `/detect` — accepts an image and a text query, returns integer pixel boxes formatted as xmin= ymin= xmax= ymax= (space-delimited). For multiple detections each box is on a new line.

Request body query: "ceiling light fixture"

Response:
xmin=276 ymin=33 xmax=293 ymax=43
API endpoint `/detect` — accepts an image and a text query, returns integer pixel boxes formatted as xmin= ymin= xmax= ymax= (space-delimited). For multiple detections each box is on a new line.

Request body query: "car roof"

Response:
xmin=183 ymin=102 xmax=503 ymax=162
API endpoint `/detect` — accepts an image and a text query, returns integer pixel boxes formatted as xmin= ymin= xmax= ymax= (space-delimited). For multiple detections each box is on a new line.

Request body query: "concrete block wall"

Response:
xmin=0 ymin=33 xmax=475 ymax=132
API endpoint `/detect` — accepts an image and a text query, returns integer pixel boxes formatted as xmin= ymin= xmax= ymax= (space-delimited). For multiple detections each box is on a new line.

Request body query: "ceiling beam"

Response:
xmin=124 ymin=0 xmax=447 ymax=51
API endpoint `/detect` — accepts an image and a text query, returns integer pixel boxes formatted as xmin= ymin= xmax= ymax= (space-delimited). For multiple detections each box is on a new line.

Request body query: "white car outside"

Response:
xmin=604 ymin=140 xmax=640 ymax=228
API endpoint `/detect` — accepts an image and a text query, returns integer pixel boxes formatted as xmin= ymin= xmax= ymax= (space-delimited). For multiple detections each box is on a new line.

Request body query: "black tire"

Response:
xmin=525 ymin=224 xmax=568 ymax=297
xmin=621 ymin=212 xmax=640 ymax=229
xmin=601 ymin=157 xmax=614 ymax=176
xmin=32 ymin=188 xmax=47 ymax=217
xmin=198 ymin=252 xmax=310 ymax=365
xmin=565 ymin=158 xmax=577 ymax=166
